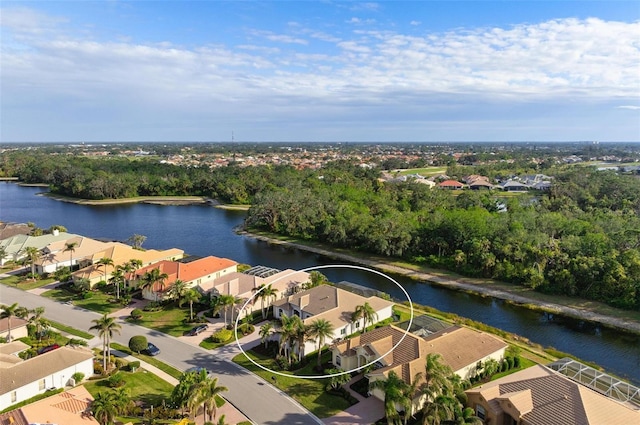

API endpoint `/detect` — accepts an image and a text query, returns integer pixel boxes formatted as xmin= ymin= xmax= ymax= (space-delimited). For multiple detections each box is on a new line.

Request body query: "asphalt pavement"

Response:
xmin=0 ymin=284 xmax=323 ymax=425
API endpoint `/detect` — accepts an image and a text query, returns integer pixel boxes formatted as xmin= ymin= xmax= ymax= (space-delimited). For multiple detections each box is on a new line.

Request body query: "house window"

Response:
xmin=39 ymin=378 xmax=46 ymax=390
xmin=10 ymin=391 xmax=16 ymax=402
xmin=476 ymin=405 xmax=486 ymax=420
xmin=355 ymin=321 xmax=360 ymax=328
xmin=335 ymin=356 xmax=341 ymax=366
xmin=340 ymin=328 xmax=346 ymax=335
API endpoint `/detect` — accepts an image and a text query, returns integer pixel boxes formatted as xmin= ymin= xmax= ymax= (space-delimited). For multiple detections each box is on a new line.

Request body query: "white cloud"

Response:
xmin=617 ymin=105 xmax=640 ymax=110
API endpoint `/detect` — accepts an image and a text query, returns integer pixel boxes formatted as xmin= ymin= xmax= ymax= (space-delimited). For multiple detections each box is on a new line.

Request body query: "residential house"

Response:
xmin=466 ymin=364 xmax=640 ymax=424
xmin=71 ymin=242 xmax=184 ymax=287
xmin=0 ymin=385 xmax=99 ymax=425
xmin=465 ymin=175 xmax=494 ymax=190
xmin=0 ymin=345 xmax=94 ymax=410
xmin=438 ymin=180 xmax=465 ymax=190
xmin=273 ymin=285 xmax=394 ymax=356
xmin=331 ymin=325 xmax=507 ymax=407
xmin=202 ymin=268 xmax=311 ymax=315
xmin=127 ymin=255 xmax=238 ymax=301
xmin=0 ymin=317 xmax=29 ymax=341
xmin=499 ymin=180 xmax=530 ymax=192
xmin=0 ymin=231 xmax=78 ymax=266
xmin=0 ymin=222 xmax=31 ymax=242
xmin=35 ymin=236 xmax=112 ymax=274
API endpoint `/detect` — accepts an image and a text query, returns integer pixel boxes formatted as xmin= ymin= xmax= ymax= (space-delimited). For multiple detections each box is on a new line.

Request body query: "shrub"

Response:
xmin=211 ymin=329 xmax=232 ymax=343
xmin=93 ymin=362 xmax=104 ymax=375
xmin=513 ymin=355 xmax=521 ymax=368
xmin=107 ymin=372 xmax=125 ymax=388
xmin=143 ymin=301 xmax=163 ymax=311
xmin=114 ymin=358 xmax=125 ymax=369
xmin=129 ymin=335 xmax=148 ymax=353
xmin=71 ymin=372 xmax=85 ymax=384
xmin=128 ymin=361 xmax=140 ymax=371
xmin=130 ymin=308 xmax=143 ymax=320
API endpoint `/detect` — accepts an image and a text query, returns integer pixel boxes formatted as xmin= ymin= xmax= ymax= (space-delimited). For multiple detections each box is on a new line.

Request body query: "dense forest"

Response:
xmin=1 ymin=148 xmax=639 ymax=310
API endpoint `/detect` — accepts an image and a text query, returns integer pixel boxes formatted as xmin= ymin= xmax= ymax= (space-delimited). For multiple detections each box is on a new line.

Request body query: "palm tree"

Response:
xmin=259 ymin=322 xmax=274 ymax=348
xmin=0 ymin=246 xmax=7 ymax=265
xmin=277 ymin=313 xmax=305 ymax=365
xmin=217 ymin=294 xmax=236 ymax=326
xmin=261 ymin=284 xmax=279 ymax=317
xmin=167 ymin=279 xmax=188 ymax=305
xmin=307 ymin=318 xmax=335 ymax=370
xmin=89 ymin=314 xmax=122 ymax=372
xmin=369 ymin=371 xmax=410 ymax=425
xmin=24 ymin=246 xmax=41 ymax=278
xmin=139 ymin=268 xmax=168 ymax=301
xmin=1 ymin=303 xmax=28 ymax=341
xmin=63 ymin=241 xmax=78 ymax=270
xmin=183 ymin=288 xmax=201 ymax=322
xmin=96 ymin=257 xmax=114 ymax=284
xmin=421 ymin=394 xmax=458 ymax=425
xmin=420 ymin=353 xmax=455 ymax=424
xmin=91 ymin=391 xmax=118 ymax=425
xmin=29 ymin=306 xmax=50 ymax=341
xmin=199 ymin=377 xmax=228 ymax=422
xmin=353 ymin=301 xmax=378 ymax=333
xmin=108 ymin=266 xmax=125 ymax=300
xmin=252 ymin=284 xmax=279 ymax=318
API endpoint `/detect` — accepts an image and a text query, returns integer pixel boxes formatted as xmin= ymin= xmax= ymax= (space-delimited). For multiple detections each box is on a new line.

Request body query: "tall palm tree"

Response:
xmin=24 ymin=246 xmax=41 ymax=278
xmin=252 ymin=284 xmax=279 ymax=318
xmin=63 ymin=241 xmax=78 ymax=270
xmin=96 ymin=257 xmax=114 ymax=284
xmin=199 ymin=377 xmax=228 ymax=422
xmin=420 ymin=353 xmax=455 ymax=424
xmin=217 ymin=294 xmax=236 ymax=326
xmin=277 ymin=313 xmax=305 ymax=365
xmin=89 ymin=314 xmax=122 ymax=372
xmin=183 ymin=288 xmax=201 ymax=322
xmin=108 ymin=266 xmax=125 ymax=300
xmin=91 ymin=391 xmax=118 ymax=425
xmin=307 ymin=318 xmax=335 ymax=369
xmin=369 ymin=371 xmax=410 ymax=425
xmin=29 ymin=306 xmax=50 ymax=341
xmin=1 ymin=303 xmax=28 ymax=341
xmin=261 ymin=284 xmax=279 ymax=317
xmin=140 ymin=268 xmax=168 ymax=301
xmin=353 ymin=301 xmax=378 ymax=333
xmin=167 ymin=279 xmax=188 ymax=305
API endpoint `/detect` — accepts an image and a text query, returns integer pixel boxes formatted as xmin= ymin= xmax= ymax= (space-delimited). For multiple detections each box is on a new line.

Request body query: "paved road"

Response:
xmin=0 ymin=285 xmax=323 ymax=425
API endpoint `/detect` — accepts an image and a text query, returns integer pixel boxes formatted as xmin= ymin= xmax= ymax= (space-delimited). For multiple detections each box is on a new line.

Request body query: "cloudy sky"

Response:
xmin=1 ymin=1 xmax=639 ymax=143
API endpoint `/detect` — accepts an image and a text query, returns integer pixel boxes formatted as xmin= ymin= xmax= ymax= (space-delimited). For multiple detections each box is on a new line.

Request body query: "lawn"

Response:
xmin=111 ymin=343 xmax=184 ymax=380
xmin=84 ymin=368 xmax=174 ymax=407
xmin=233 ymin=349 xmax=353 ymax=418
xmin=128 ymin=305 xmax=198 ymax=337
xmin=49 ymin=320 xmax=95 ymax=339
xmin=41 ymin=287 xmax=120 ymax=314
xmin=0 ymin=273 xmax=57 ymax=291
xmin=395 ymin=167 xmax=448 ymax=176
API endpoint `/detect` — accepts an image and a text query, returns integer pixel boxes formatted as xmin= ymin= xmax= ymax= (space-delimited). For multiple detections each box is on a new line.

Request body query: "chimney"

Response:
xmin=52 ymin=229 xmax=59 ymax=236
xmin=299 ymin=294 xmax=310 ymax=310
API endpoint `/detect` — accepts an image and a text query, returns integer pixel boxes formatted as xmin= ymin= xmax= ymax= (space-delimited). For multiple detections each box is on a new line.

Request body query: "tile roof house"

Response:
xmin=126 ymin=256 xmax=238 ymax=301
xmin=0 ymin=345 xmax=94 ymax=410
xmin=273 ymin=285 xmax=394 ymax=356
xmin=71 ymin=242 xmax=184 ymax=287
xmin=202 ymin=269 xmax=311 ymax=314
xmin=466 ymin=364 xmax=640 ymax=425
xmin=35 ymin=236 xmax=112 ymax=274
xmin=438 ymin=180 xmax=465 ymax=190
xmin=0 ymin=231 xmax=78 ymax=266
xmin=0 ymin=222 xmax=31 ymax=242
xmin=0 ymin=317 xmax=29 ymax=342
xmin=0 ymin=385 xmax=99 ymax=425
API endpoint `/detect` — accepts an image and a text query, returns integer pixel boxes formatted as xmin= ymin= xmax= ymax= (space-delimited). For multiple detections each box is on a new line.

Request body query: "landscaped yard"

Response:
xmin=233 ymin=349 xmax=353 ymax=418
xmin=0 ymin=273 xmax=57 ymax=291
xmin=111 ymin=343 xmax=184 ymax=380
xmin=128 ymin=305 xmax=200 ymax=337
xmin=41 ymin=286 xmax=120 ymax=314
xmin=84 ymin=368 xmax=174 ymax=407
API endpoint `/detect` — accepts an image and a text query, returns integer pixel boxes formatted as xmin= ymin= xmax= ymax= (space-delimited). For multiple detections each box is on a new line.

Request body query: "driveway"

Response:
xmin=322 ymin=375 xmax=384 ymax=425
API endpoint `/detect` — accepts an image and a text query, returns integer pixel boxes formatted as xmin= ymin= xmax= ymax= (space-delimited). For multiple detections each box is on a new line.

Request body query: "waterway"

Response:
xmin=1 ymin=182 xmax=638 ymax=385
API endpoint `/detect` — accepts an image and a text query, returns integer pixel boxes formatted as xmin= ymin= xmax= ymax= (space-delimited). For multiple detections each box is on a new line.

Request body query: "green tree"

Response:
xmin=91 ymin=391 xmax=118 ymax=425
xmin=63 ymin=241 xmax=78 ymax=270
xmin=307 ymin=318 xmax=335 ymax=370
xmin=108 ymin=266 xmax=125 ymax=300
xmin=259 ymin=322 xmax=274 ymax=348
xmin=352 ymin=302 xmax=378 ymax=333
xmin=90 ymin=314 xmax=122 ymax=372
xmin=1 ymin=303 xmax=29 ymax=341
xmin=183 ymin=288 xmax=201 ymax=322
xmin=96 ymin=257 xmax=114 ymax=285
xmin=369 ymin=371 xmax=410 ymax=425
xmin=127 ymin=234 xmax=147 ymax=249
xmin=167 ymin=279 xmax=188 ymax=305
xmin=23 ymin=246 xmax=41 ymax=278
xmin=217 ymin=294 xmax=236 ymax=326
xmin=139 ymin=267 xmax=169 ymax=301
xmin=29 ymin=306 xmax=50 ymax=341
xmin=128 ymin=335 xmax=148 ymax=353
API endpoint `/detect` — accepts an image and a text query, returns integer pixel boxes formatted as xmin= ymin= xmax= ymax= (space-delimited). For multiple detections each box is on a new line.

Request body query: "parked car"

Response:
xmin=143 ymin=342 xmax=160 ymax=356
xmin=185 ymin=366 xmax=212 ymax=377
xmin=37 ymin=344 xmax=60 ymax=355
xmin=187 ymin=324 xmax=208 ymax=336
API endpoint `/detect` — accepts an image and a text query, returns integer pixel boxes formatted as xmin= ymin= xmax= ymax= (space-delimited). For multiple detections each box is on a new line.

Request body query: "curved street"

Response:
xmin=0 ymin=284 xmax=323 ymax=425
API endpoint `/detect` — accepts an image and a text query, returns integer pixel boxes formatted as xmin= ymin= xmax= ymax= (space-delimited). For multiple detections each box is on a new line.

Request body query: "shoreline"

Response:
xmin=240 ymin=230 xmax=640 ymax=335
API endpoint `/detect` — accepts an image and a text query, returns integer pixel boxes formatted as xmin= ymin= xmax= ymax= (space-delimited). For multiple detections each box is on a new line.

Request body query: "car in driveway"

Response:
xmin=37 ymin=344 xmax=60 ymax=355
xmin=187 ymin=324 xmax=208 ymax=336
xmin=143 ymin=342 xmax=160 ymax=356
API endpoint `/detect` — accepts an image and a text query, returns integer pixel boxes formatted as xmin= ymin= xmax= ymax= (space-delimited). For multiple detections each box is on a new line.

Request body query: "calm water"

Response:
xmin=1 ymin=182 xmax=639 ymax=384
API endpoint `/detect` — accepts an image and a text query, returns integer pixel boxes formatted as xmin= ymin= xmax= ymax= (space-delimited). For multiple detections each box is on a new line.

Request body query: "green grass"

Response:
xmin=233 ymin=350 xmax=352 ymax=418
xmin=84 ymin=368 xmax=174 ymax=407
xmin=49 ymin=320 xmax=94 ymax=339
xmin=395 ymin=167 xmax=447 ymax=176
xmin=0 ymin=274 xmax=58 ymax=290
xmin=41 ymin=287 xmax=120 ymax=314
xmin=111 ymin=343 xmax=183 ymax=380
xmin=127 ymin=305 xmax=196 ymax=337
xmin=490 ymin=357 xmax=536 ymax=381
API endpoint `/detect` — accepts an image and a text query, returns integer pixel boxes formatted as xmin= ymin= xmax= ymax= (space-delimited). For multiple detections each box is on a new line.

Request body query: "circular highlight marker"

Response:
xmin=234 ymin=264 xmax=414 ymax=380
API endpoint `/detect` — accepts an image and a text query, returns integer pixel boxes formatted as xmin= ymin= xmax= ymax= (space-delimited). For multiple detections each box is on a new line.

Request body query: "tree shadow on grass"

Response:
xmin=286 ymin=381 xmax=317 ymax=398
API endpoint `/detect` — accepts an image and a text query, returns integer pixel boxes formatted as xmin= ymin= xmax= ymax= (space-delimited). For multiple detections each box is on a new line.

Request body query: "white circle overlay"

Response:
xmin=234 ymin=264 xmax=414 ymax=380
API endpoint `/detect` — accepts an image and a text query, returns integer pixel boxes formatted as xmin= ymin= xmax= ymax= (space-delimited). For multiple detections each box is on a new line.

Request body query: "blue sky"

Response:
xmin=1 ymin=1 xmax=639 ymax=143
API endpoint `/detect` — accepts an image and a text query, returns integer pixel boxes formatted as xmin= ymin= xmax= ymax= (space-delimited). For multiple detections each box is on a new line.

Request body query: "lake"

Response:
xmin=1 ymin=182 xmax=639 ymax=384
